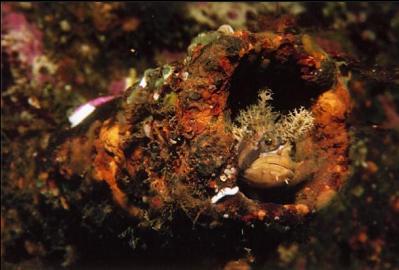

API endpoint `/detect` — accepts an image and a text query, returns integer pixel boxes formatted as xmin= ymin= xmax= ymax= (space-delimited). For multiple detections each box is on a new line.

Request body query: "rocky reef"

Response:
xmin=50 ymin=27 xmax=352 ymax=230
xmin=2 ymin=2 xmax=398 ymax=270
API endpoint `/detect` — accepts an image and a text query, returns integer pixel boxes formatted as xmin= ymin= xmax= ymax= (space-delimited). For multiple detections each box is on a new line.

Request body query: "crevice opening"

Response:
xmin=227 ymin=50 xmax=321 ymax=204
xmin=228 ymin=50 xmax=323 ymax=120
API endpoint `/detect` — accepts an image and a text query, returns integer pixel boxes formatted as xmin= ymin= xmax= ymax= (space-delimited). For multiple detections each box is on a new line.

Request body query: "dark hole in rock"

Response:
xmin=238 ymin=178 xmax=307 ymax=205
xmin=227 ymin=50 xmax=323 ymax=120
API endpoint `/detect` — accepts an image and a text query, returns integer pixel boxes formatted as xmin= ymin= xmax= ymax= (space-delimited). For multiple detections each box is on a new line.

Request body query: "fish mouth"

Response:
xmin=238 ymin=159 xmax=310 ymax=205
xmin=243 ymin=162 xmax=295 ymax=189
xmin=266 ymin=162 xmax=292 ymax=170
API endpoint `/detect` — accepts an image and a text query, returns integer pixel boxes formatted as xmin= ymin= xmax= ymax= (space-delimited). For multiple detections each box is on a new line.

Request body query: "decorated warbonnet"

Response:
xmin=233 ymin=89 xmax=314 ymax=189
xmin=54 ymin=25 xmax=352 ymax=229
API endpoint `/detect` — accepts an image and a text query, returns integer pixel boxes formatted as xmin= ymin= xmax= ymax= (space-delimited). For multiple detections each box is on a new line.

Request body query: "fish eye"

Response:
xmin=265 ymin=138 xmax=273 ymax=145
xmin=258 ymin=137 xmax=273 ymax=148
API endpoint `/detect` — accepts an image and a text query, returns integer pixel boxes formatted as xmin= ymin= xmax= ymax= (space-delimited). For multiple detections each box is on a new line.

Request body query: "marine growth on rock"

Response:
xmin=49 ymin=26 xmax=352 ymax=229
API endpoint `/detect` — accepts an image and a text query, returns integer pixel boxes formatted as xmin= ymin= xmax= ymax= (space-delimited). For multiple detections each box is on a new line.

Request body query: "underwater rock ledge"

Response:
xmin=52 ymin=26 xmax=352 ymax=230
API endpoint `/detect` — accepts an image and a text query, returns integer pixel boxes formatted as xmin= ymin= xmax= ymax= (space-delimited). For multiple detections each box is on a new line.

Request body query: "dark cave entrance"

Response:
xmin=227 ymin=49 xmax=322 ymax=204
xmin=227 ymin=49 xmax=324 ymax=119
xmin=237 ymin=179 xmax=308 ymax=205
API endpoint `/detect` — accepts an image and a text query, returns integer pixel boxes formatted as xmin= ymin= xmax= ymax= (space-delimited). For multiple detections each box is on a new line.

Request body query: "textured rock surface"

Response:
xmin=2 ymin=3 xmax=398 ymax=269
